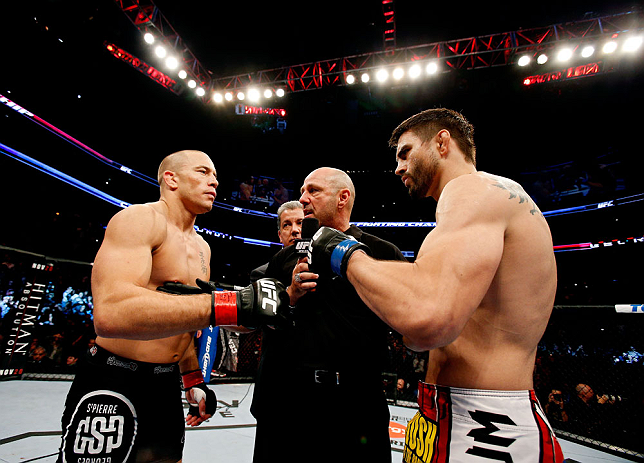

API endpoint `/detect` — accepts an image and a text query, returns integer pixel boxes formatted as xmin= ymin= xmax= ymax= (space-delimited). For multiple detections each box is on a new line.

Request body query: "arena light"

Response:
xmin=275 ymin=88 xmax=285 ymax=97
xmin=154 ymin=45 xmax=167 ymax=58
xmin=623 ymin=36 xmax=643 ymax=52
xmin=537 ymin=53 xmax=549 ymax=65
xmin=376 ymin=69 xmax=389 ymax=82
xmin=603 ymin=41 xmax=618 ymax=54
xmin=237 ymin=91 xmax=245 ymax=101
xmin=361 ymin=73 xmax=370 ymax=83
xmin=426 ymin=62 xmax=438 ymax=75
xmin=581 ymin=45 xmax=595 ymax=58
xmin=143 ymin=33 xmax=155 ymax=44
xmin=247 ymin=88 xmax=260 ymax=102
xmin=264 ymin=89 xmax=273 ymax=99
xmin=517 ymin=55 xmax=531 ymax=67
xmin=187 ymin=79 xmax=197 ymax=89
xmin=195 ymin=87 xmax=205 ymax=97
xmin=346 ymin=74 xmax=356 ymax=85
xmin=165 ymin=56 xmax=178 ymax=69
xmin=178 ymin=70 xmax=187 ymax=79
xmin=213 ymin=92 xmax=223 ymax=103
xmin=393 ymin=67 xmax=405 ymax=80
xmin=557 ymin=48 xmax=573 ymax=62
xmin=409 ymin=64 xmax=421 ymax=78
xmin=225 ymin=92 xmax=234 ymax=101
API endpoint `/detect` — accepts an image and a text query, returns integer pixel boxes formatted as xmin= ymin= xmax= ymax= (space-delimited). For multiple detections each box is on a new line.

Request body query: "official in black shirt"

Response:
xmin=251 ymin=168 xmax=406 ymax=463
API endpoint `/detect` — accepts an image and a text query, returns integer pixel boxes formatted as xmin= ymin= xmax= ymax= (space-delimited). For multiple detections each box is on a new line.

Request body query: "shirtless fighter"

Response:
xmin=309 ymin=109 xmax=564 ymax=462
xmin=58 ymin=150 xmax=289 ymax=463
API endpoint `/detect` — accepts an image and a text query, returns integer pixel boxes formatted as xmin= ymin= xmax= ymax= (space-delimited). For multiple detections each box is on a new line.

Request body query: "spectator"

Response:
xmin=568 ymin=383 xmax=608 ymax=438
xmin=272 ymin=180 xmax=290 ymax=208
xmin=239 ymin=176 xmax=253 ymax=201
xmin=396 ymin=378 xmax=416 ymax=402
xmin=545 ymin=388 xmax=569 ymax=429
xmin=26 ymin=345 xmax=54 ymax=372
xmin=48 ymin=332 xmax=65 ymax=366
xmin=60 ymin=353 xmax=79 ymax=373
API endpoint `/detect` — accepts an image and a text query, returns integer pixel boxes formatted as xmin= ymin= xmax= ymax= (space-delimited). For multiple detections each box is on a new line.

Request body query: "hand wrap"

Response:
xmin=182 ymin=369 xmax=217 ymax=417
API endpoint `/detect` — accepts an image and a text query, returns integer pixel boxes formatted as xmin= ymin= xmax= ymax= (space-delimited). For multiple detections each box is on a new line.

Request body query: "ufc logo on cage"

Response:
xmin=259 ymin=279 xmax=278 ymax=313
xmin=74 ymin=415 xmax=124 ymax=454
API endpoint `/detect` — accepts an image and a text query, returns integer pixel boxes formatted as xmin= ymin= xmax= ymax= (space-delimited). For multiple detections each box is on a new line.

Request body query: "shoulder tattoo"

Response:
xmin=491 ymin=179 xmax=541 ymax=216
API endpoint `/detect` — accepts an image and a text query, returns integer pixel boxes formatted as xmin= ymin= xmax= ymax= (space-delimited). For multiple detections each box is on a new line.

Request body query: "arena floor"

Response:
xmin=0 ymin=381 xmax=635 ymax=463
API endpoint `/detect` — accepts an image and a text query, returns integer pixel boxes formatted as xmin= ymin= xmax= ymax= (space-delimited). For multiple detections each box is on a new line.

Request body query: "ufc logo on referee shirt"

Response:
xmin=259 ymin=279 xmax=278 ymax=313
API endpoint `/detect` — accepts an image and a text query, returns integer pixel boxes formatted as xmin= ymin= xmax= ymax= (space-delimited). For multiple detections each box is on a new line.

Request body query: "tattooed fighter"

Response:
xmin=308 ymin=109 xmax=564 ymax=462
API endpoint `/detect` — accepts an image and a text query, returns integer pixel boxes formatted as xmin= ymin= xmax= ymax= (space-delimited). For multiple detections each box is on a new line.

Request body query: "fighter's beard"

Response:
xmin=407 ymin=157 xmax=438 ymax=199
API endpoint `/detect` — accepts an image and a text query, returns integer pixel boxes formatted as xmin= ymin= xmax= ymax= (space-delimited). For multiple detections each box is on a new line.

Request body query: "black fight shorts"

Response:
xmin=58 ymin=344 xmax=184 ymax=463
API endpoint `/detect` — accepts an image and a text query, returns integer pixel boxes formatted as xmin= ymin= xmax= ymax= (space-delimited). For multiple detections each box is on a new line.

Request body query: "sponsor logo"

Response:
xmin=466 ymin=410 xmax=516 ymax=461
xmin=615 ymin=304 xmax=644 ymax=313
xmin=73 ymin=415 xmax=124 ymax=454
xmin=62 ymin=391 xmax=137 ymax=463
xmin=294 ymin=239 xmax=310 ymax=256
xmin=106 ymin=356 xmax=138 ymax=372
xmin=390 ymin=420 xmax=407 ymax=450
xmin=259 ymin=279 xmax=278 ymax=314
xmin=404 ymin=413 xmax=437 ymax=463
xmin=153 ymin=365 xmax=174 ymax=374
xmin=201 ymin=333 xmax=212 ymax=378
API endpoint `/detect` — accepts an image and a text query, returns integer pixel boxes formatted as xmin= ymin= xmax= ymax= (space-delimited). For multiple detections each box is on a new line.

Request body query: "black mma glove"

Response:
xmin=182 ymin=370 xmax=217 ymax=419
xmin=157 ymin=278 xmax=291 ymax=329
xmin=158 ymin=278 xmax=290 ymax=329
xmin=232 ymin=278 xmax=291 ymax=329
xmin=309 ymin=226 xmax=371 ymax=278
xmin=157 ymin=282 xmax=204 ymax=295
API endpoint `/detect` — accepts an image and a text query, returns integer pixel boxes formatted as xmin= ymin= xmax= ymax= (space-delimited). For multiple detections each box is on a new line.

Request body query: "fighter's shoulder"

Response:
xmin=106 ymin=202 xmax=168 ymax=236
xmin=438 ymin=172 xmax=541 ymax=218
xmin=443 ymin=172 xmax=525 ymax=204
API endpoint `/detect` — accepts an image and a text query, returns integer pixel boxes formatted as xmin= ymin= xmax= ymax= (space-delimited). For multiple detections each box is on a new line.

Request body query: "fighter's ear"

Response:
xmin=163 ymin=170 xmax=179 ymax=190
xmin=436 ymin=129 xmax=451 ymax=156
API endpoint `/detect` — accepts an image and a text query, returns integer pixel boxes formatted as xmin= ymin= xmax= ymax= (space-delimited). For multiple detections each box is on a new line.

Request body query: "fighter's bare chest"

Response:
xmin=150 ymin=233 xmax=209 ymax=285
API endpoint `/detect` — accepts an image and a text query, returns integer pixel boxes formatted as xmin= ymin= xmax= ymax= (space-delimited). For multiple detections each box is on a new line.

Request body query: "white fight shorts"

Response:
xmin=403 ymin=382 xmax=564 ymax=463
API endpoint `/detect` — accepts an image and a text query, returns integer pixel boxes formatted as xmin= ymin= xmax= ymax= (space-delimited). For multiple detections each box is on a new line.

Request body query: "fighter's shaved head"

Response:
xmin=158 ymin=150 xmax=196 ymax=185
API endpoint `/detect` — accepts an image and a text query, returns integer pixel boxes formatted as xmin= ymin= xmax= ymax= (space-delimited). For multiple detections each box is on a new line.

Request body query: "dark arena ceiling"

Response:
xmin=1 ymin=0 xmax=643 ymax=285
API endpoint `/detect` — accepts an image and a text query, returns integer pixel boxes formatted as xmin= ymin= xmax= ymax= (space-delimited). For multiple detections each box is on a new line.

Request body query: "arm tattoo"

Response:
xmin=492 ymin=180 xmax=540 ymax=216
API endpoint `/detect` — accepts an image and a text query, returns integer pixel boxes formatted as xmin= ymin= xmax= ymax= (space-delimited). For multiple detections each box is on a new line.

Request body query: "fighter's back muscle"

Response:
xmin=425 ymin=172 xmax=556 ymax=389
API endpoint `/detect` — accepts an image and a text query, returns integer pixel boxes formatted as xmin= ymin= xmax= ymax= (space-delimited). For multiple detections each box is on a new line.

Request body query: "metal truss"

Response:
xmin=113 ymin=2 xmax=643 ymax=98
xmin=382 ymin=0 xmax=396 ymax=53
xmin=115 ymin=0 xmax=212 ymax=88
xmin=209 ymin=11 xmax=644 ymax=95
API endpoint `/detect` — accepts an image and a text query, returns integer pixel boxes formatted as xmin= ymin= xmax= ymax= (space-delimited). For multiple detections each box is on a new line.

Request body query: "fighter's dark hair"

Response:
xmin=388 ymin=108 xmax=476 ymax=166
